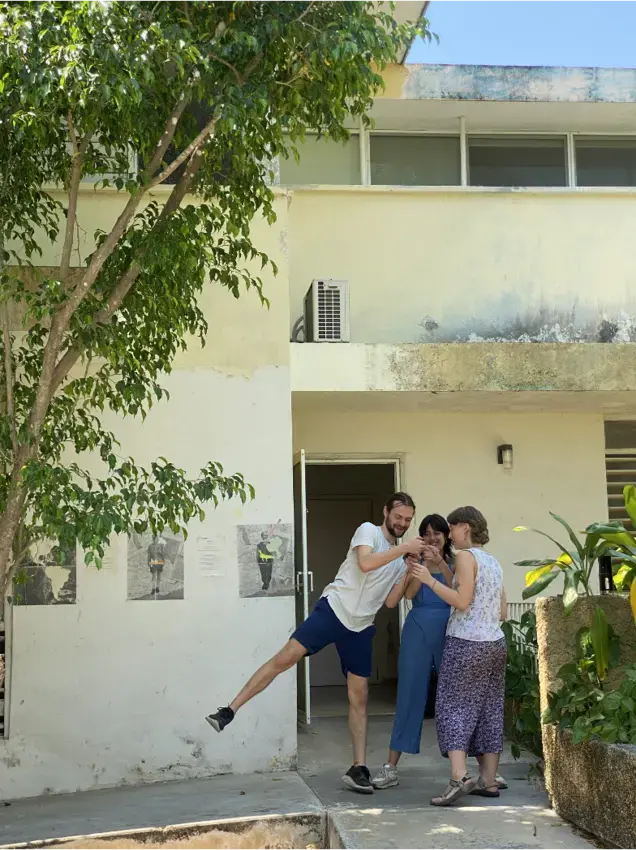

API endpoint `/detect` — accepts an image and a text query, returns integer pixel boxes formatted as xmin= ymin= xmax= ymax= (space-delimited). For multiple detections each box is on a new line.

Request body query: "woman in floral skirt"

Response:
xmin=409 ymin=505 xmax=507 ymax=806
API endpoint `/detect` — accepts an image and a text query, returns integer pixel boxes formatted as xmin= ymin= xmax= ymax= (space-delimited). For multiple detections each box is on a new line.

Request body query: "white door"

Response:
xmin=293 ymin=450 xmax=312 ymax=724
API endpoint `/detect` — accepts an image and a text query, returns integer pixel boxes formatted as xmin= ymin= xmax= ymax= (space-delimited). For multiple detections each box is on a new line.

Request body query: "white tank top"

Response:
xmin=446 ymin=548 xmax=504 ymax=642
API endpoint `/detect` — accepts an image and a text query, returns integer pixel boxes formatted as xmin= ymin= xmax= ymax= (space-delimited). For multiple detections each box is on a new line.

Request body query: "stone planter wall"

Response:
xmin=543 ymin=725 xmax=636 ymax=849
xmin=537 ymin=595 xmax=636 ymax=848
xmin=536 ymin=594 xmax=636 ymax=715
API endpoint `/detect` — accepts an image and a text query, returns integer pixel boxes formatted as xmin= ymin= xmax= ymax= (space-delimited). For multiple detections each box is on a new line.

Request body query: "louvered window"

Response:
xmin=605 ymin=421 xmax=636 ymax=528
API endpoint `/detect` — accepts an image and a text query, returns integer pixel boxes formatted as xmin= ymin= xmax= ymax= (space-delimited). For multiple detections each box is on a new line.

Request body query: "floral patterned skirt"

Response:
xmin=436 ymin=635 xmax=507 ymax=757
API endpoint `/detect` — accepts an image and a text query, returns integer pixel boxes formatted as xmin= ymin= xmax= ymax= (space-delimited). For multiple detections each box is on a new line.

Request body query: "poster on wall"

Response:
xmin=13 ymin=540 xmax=77 ymax=606
xmin=237 ymin=523 xmax=294 ymax=598
xmin=127 ymin=530 xmax=185 ymax=601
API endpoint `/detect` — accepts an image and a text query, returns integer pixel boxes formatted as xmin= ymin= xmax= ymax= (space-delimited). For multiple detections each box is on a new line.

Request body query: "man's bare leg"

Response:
xmin=230 ymin=639 xmax=307 ymax=713
xmin=206 ymin=639 xmax=307 ymax=732
xmin=347 ymin=672 xmax=369 ymax=766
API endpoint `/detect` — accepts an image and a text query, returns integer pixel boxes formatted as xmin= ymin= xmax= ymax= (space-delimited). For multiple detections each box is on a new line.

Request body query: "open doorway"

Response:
xmin=304 ymin=462 xmax=399 ymax=719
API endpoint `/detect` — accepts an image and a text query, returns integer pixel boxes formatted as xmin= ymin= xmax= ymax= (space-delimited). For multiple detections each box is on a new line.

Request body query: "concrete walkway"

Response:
xmin=0 ymin=715 xmax=596 ymax=849
xmin=299 ymin=716 xmax=596 ymax=850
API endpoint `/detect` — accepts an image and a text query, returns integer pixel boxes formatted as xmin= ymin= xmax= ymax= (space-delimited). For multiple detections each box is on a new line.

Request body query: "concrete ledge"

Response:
xmin=543 ymin=725 xmax=636 ymax=849
xmin=292 ymin=342 xmax=636 ymax=395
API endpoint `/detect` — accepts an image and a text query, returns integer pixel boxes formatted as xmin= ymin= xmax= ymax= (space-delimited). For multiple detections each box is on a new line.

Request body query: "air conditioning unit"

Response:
xmin=304 ymin=279 xmax=350 ymax=343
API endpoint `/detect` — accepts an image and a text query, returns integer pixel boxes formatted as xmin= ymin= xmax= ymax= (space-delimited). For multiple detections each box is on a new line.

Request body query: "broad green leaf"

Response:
xmin=515 ymin=559 xmax=556 ymax=567
xmin=513 ymin=525 xmax=573 ymax=563
xmin=590 ymin=606 xmax=610 ymax=682
xmin=562 ymin=572 xmax=578 ymax=615
xmin=549 ymin=512 xmax=584 ymax=563
xmin=624 ymin=485 xmax=636 ymax=529
xmin=522 ymin=568 xmax=560 ymax=600
xmin=525 ymin=564 xmax=555 ymax=587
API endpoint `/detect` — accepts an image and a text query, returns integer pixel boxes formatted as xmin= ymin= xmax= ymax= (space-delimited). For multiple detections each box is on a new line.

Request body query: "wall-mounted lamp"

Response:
xmin=497 ymin=444 xmax=514 ymax=470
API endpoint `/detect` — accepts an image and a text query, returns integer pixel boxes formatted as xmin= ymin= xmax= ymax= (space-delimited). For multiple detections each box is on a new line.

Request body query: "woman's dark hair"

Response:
xmin=384 ymin=492 xmax=415 ymax=512
xmin=419 ymin=513 xmax=453 ymax=562
xmin=447 ymin=506 xmax=490 ymax=545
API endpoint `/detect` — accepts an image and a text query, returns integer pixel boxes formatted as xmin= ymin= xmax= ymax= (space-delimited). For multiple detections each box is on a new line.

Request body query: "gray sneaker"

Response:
xmin=372 ymin=763 xmax=399 ymax=789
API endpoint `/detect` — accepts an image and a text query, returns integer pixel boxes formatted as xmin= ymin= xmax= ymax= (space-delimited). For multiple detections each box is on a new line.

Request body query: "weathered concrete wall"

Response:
xmin=0 ymin=192 xmax=296 ymax=799
xmin=293 ymin=410 xmax=608 ymax=603
xmin=288 ymin=189 xmax=636 ymax=345
xmin=399 ymin=63 xmax=636 ymax=104
xmin=543 ymin=726 xmax=636 ymax=849
xmin=292 ymin=341 xmax=636 ymax=395
xmin=536 ymin=595 xmax=636 ymax=716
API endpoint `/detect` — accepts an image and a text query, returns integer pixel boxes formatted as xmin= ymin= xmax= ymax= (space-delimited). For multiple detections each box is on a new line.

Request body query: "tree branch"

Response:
xmin=50 ymin=149 xmax=207 ymax=393
xmin=1 ymin=304 xmax=17 ymax=455
xmin=208 ymin=52 xmax=242 ymax=85
xmin=293 ymin=2 xmax=315 ymax=25
xmin=142 ymin=94 xmax=190 ymax=182
xmin=60 ymin=112 xmax=90 ymax=282
xmin=147 ymin=113 xmax=217 ymax=189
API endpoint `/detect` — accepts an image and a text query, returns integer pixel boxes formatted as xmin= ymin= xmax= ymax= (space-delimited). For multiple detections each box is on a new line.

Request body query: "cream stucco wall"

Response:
xmin=0 ymin=193 xmax=297 ymax=799
xmin=292 ymin=408 xmax=609 ymax=604
xmin=288 ymin=188 xmax=636 ymax=345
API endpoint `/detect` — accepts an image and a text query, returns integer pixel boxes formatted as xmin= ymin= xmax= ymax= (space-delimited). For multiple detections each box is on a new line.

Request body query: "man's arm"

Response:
xmin=385 ymin=568 xmax=411 ymax=609
xmin=357 ymin=536 xmax=425 ymax=574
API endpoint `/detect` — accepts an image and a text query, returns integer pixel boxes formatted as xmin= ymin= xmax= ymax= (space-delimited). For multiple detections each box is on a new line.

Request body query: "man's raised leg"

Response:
xmin=206 ymin=639 xmax=306 ymax=732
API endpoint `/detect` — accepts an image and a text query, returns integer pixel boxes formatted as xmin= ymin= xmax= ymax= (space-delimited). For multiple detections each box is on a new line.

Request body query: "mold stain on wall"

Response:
xmin=418 ymin=307 xmax=636 ymax=345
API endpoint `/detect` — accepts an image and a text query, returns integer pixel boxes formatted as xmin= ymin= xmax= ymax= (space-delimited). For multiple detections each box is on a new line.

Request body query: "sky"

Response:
xmin=407 ymin=1 xmax=636 ymax=68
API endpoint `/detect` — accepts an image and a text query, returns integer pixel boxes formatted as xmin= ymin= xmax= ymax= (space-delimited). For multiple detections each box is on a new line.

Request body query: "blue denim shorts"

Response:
xmin=292 ymin=596 xmax=376 ymax=679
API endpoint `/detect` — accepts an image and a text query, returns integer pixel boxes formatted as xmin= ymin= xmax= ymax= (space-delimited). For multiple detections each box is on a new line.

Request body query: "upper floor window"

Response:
xmin=468 ymin=136 xmax=567 ymax=187
xmin=575 ymin=138 xmax=636 ymax=187
xmin=279 ymin=134 xmax=360 ymax=186
xmin=370 ymin=135 xmax=461 ymax=186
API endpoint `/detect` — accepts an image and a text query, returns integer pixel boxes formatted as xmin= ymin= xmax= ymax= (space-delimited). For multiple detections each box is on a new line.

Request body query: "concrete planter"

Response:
xmin=535 ymin=594 xmax=636 ymax=715
xmin=543 ymin=725 xmax=636 ymax=849
xmin=537 ymin=595 xmax=636 ymax=847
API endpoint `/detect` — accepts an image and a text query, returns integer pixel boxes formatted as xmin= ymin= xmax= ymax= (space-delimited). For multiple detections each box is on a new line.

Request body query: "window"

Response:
xmin=279 ymin=135 xmax=360 ymax=186
xmin=576 ymin=138 xmax=636 ymax=187
xmin=468 ymin=136 xmax=567 ymax=187
xmin=604 ymin=421 xmax=636 ymax=528
xmin=370 ymin=135 xmax=461 ymax=186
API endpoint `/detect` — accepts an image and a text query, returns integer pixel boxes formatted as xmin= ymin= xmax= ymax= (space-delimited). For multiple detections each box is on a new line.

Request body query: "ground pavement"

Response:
xmin=0 ymin=716 xmax=597 ymax=849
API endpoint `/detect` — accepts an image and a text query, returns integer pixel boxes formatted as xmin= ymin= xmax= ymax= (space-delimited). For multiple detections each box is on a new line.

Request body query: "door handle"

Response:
xmin=296 ymin=571 xmax=314 ymax=593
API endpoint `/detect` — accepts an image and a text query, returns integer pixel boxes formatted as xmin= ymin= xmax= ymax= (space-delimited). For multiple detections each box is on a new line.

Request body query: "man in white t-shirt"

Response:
xmin=206 ymin=492 xmax=426 ymax=793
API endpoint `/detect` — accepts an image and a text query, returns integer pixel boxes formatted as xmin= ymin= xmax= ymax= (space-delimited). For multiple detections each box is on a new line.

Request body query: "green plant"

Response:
xmin=515 ymin=487 xmax=636 ymax=622
xmin=514 ymin=514 xmax=611 ymax=612
xmin=501 ymin=610 xmax=543 ymax=763
xmin=543 ymin=621 xmax=636 ymax=745
xmin=0 ymin=2 xmax=429 ymax=597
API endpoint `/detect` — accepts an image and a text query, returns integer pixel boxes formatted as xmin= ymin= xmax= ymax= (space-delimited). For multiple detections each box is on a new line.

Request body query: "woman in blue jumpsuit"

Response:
xmin=373 ymin=514 xmax=453 ymax=789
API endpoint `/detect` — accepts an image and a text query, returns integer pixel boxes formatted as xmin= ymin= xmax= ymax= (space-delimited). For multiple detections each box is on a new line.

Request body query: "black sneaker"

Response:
xmin=342 ymin=764 xmax=374 ymax=794
xmin=205 ymin=706 xmax=234 ymax=732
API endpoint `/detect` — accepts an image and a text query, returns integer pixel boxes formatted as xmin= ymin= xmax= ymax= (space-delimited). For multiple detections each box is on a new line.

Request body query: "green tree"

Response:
xmin=0 ymin=2 xmax=428 ymax=600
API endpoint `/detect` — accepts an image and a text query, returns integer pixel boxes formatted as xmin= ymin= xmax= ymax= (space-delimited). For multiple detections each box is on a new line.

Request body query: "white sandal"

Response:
xmin=430 ymin=774 xmax=476 ymax=806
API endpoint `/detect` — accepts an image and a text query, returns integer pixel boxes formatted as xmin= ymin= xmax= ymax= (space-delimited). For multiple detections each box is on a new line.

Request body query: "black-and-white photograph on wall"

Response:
xmin=127 ymin=530 xmax=185 ymax=600
xmin=237 ymin=523 xmax=294 ymax=598
xmin=13 ymin=540 xmax=77 ymax=606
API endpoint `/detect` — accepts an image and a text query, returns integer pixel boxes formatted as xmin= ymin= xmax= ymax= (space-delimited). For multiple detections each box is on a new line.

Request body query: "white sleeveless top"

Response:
xmin=446 ymin=548 xmax=504 ymax=642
